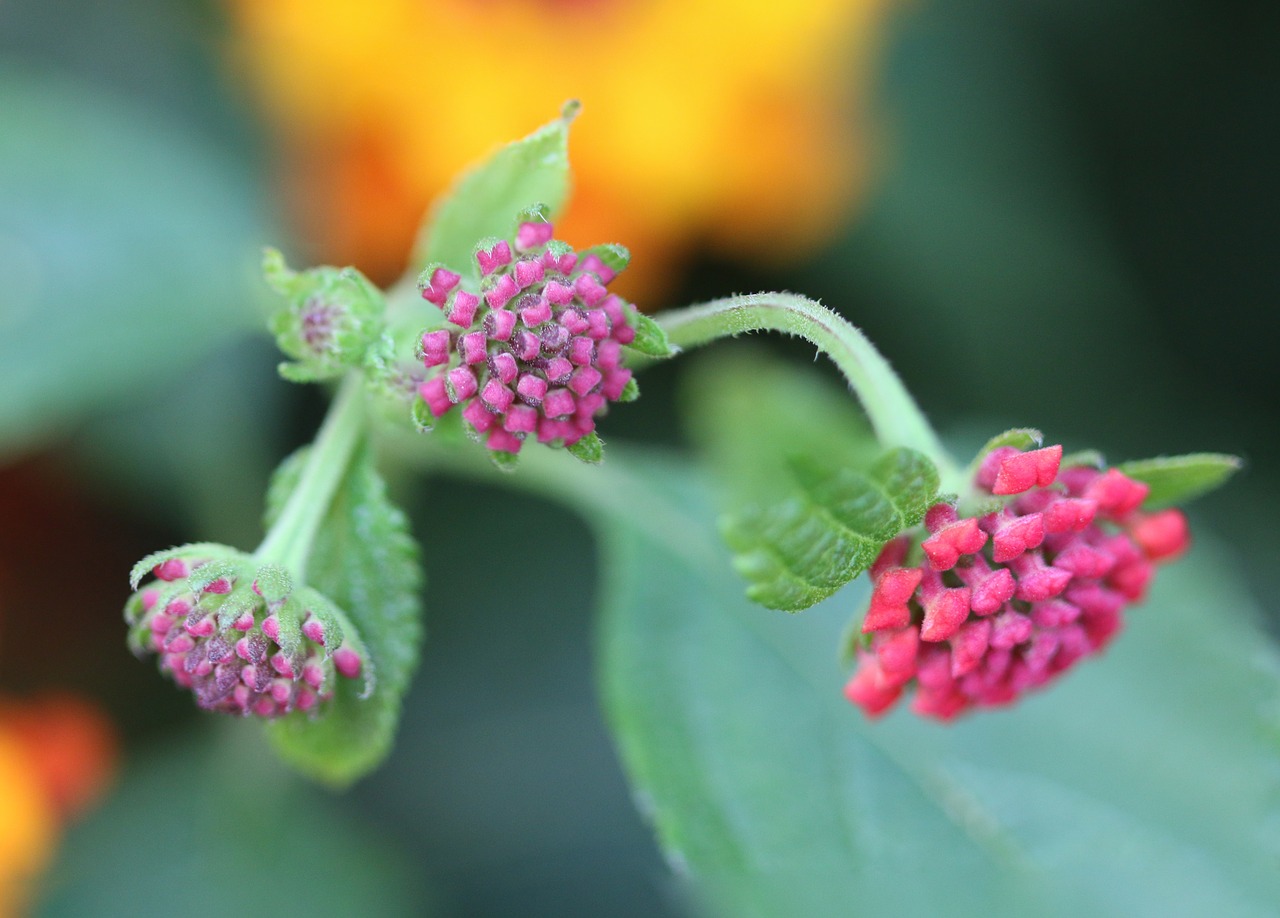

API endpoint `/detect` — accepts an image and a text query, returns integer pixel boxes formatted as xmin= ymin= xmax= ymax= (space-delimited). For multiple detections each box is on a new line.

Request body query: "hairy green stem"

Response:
xmin=656 ymin=293 xmax=962 ymax=485
xmin=254 ymin=373 xmax=366 ymax=580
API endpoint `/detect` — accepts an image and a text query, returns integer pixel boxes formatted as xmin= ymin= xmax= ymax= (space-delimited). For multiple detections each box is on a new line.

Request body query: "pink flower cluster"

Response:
xmin=417 ymin=220 xmax=637 ymax=454
xmin=129 ymin=556 xmax=364 ymax=718
xmin=845 ymin=445 xmax=1190 ymax=720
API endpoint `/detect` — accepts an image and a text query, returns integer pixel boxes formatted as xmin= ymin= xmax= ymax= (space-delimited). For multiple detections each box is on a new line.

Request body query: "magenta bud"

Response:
xmin=460 ymin=331 xmax=488 ymax=365
xmin=504 ymin=404 xmax=539 ymax=434
xmin=419 ymin=376 xmax=452 ymax=417
xmin=301 ymin=614 xmax=326 ymax=646
xmin=544 ymin=280 xmax=574 ymax=304
xmin=203 ymin=578 xmax=233 ymax=595
xmin=574 ymin=273 xmax=607 ymax=306
xmin=333 ymin=646 xmax=362 ymax=679
xmin=446 ymin=366 xmax=478 ymax=403
xmin=480 ymin=379 xmax=514 ymax=414
xmin=269 ymin=652 xmax=295 ymax=679
xmin=514 ymin=259 xmax=545 ymax=289
xmin=543 ymin=357 xmax=573 ymax=385
xmin=261 ymin=614 xmax=280 ymax=641
xmin=447 ymin=291 xmax=480 ymax=328
xmin=485 ymin=274 xmax=520 ymax=310
xmin=486 ymin=427 xmax=524 ymax=454
xmin=560 ymin=308 xmax=589 ymax=335
xmin=462 ymin=399 xmax=496 ymax=433
xmin=421 ymin=329 xmax=452 ymax=367
xmin=484 ymin=308 xmax=517 ymax=341
xmin=476 ymin=240 xmax=512 ymax=276
xmin=420 ymin=267 xmax=461 ymax=305
xmin=302 ymin=660 xmax=325 ymax=689
xmin=519 ymin=296 xmax=552 ymax=328
xmin=154 ymin=558 xmax=189 ymax=581
xmin=543 ymin=388 xmax=575 ymax=420
xmin=488 ymin=352 xmax=519 ymax=385
xmin=516 ymin=373 xmax=548 ymax=406
xmin=184 ymin=616 xmax=216 ymax=638
xmin=568 ymin=366 xmax=603 ymax=397
xmin=568 ymin=337 xmax=596 ymax=367
xmin=516 ymin=221 xmax=555 ymax=251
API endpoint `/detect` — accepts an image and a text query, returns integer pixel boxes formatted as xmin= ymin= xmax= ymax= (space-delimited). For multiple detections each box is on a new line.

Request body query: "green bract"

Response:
xmin=262 ymin=248 xmax=387 ymax=383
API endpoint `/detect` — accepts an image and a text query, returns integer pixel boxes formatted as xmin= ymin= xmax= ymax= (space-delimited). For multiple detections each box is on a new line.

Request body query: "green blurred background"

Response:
xmin=1 ymin=0 xmax=1276 ymax=915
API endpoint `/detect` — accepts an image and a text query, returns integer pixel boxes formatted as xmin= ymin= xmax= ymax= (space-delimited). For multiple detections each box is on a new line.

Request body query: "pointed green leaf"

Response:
xmin=1118 ymin=453 xmax=1243 ymax=509
xmin=685 ymin=351 xmax=939 ymax=612
xmin=412 ymin=104 xmax=576 ymax=279
xmin=264 ymin=444 xmax=423 ymax=786
xmin=595 ymin=452 xmax=1280 ymax=918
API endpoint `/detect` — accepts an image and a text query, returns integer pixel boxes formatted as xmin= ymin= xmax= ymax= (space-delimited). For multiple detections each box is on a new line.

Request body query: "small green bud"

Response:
xmin=262 ymin=248 xmax=387 ymax=383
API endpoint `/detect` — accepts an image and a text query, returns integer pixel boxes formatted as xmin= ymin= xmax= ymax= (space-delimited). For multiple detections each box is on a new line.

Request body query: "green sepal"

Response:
xmin=263 ymin=249 xmax=387 ymax=384
xmin=1118 ymin=453 xmax=1243 ymax=509
xmin=413 ymin=103 xmax=574 ymax=281
xmin=627 ymin=311 xmax=675 ymax=358
xmin=489 ymin=450 xmax=520 ymax=473
xmin=186 ymin=559 xmax=239 ymax=595
xmin=129 ymin=542 xmax=240 ymax=590
xmin=568 ymin=431 xmax=604 ymax=465
xmin=618 ymin=377 xmax=640 ymax=403
xmin=411 ymin=398 xmax=436 ymax=433
xmin=253 ymin=564 xmax=292 ymax=603
xmin=580 ymin=243 xmax=631 ymax=277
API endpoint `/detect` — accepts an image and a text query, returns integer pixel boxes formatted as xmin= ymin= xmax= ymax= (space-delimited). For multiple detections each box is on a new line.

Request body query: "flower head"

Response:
xmin=845 ymin=445 xmax=1190 ymax=720
xmin=126 ymin=545 xmax=371 ymax=718
xmin=416 ymin=215 xmax=639 ymax=457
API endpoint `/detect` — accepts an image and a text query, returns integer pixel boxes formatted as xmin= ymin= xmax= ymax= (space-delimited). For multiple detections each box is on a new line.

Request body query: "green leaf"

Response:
xmin=1118 ymin=453 xmax=1243 ymax=509
xmin=264 ymin=444 xmax=423 ymax=786
xmin=685 ymin=351 xmax=939 ymax=611
xmin=0 ymin=66 xmax=265 ymax=457
xmin=411 ymin=103 xmax=577 ymax=280
xmin=595 ymin=451 xmax=1280 ymax=918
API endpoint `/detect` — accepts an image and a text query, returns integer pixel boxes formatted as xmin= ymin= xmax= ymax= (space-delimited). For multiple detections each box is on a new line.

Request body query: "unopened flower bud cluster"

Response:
xmin=417 ymin=220 xmax=637 ymax=454
xmin=846 ymin=445 xmax=1190 ymax=720
xmin=126 ymin=550 xmax=366 ymax=718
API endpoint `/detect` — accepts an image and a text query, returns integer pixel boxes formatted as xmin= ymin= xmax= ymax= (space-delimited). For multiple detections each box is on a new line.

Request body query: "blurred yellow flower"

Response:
xmin=0 ymin=694 xmax=117 ymax=916
xmin=227 ymin=0 xmax=892 ymax=298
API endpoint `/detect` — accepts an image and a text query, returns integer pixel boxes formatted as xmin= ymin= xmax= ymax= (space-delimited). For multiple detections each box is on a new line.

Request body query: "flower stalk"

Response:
xmin=254 ymin=373 xmax=367 ymax=580
xmin=655 ymin=293 xmax=962 ymax=487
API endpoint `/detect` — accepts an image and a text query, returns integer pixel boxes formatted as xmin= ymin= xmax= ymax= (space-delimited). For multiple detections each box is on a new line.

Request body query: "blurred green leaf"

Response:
xmin=0 ymin=66 xmax=267 ymax=457
xmin=1119 ymin=453 xmax=1243 ymax=510
xmin=596 ymin=451 xmax=1280 ymax=918
xmin=37 ymin=726 xmax=428 ymax=917
xmin=411 ymin=104 xmax=576 ymax=281
xmin=264 ymin=443 xmax=424 ymax=786
xmin=685 ymin=352 xmax=938 ymax=611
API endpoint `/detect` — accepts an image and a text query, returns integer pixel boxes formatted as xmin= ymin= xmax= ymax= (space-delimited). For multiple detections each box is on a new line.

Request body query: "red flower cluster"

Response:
xmin=417 ymin=220 xmax=638 ymax=454
xmin=845 ymin=445 xmax=1190 ymax=720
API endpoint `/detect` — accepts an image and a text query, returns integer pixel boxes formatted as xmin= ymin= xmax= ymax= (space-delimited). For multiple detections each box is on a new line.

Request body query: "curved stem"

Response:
xmin=656 ymin=293 xmax=962 ymax=484
xmin=254 ymin=373 xmax=366 ymax=580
